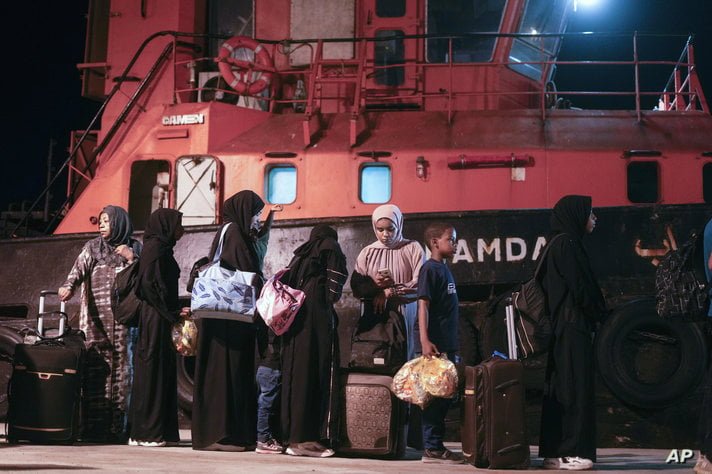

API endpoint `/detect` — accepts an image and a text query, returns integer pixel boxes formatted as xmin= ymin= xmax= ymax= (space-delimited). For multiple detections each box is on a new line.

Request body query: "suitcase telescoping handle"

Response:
xmin=38 ymin=290 xmax=67 ymax=337
xmin=504 ymin=296 xmax=518 ymax=360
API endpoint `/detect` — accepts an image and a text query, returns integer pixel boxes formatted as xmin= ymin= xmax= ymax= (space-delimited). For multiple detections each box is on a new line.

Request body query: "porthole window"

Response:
xmin=627 ymin=161 xmax=659 ymax=203
xmin=360 ymin=163 xmax=391 ymax=203
xmin=265 ymin=165 xmax=296 ymax=204
xmin=703 ymin=163 xmax=712 ymax=204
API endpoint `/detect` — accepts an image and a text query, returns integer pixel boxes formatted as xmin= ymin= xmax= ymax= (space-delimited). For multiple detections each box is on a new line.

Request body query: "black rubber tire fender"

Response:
xmin=0 ymin=326 xmax=23 ymax=421
xmin=176 ymin=353 xmax=194 ymax=413
xmin=595 ymin=298 xmax=707 ymax=409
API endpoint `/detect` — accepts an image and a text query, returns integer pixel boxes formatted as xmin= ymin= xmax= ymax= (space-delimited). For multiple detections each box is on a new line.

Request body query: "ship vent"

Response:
xmin=264 ymin=152 xmax=298 ymax=158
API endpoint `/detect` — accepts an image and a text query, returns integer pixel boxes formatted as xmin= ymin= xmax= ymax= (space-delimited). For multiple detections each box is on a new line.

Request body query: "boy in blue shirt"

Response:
xmin=417 ymin=222 xmax=464 ymax=464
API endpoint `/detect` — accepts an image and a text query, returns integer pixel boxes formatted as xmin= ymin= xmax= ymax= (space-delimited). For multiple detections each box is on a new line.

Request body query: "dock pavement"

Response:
xmin=0 ymin=429 xmax=701 ymax=473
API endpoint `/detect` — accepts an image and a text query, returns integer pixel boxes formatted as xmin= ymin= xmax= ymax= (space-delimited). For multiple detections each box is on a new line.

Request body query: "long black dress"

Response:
xmin=539 ymin=195 xmax=606 ymax=461
xmin=191 ymin=191 xmax=264 ymax=450
xmin=129 ymin=208 xmax=182 ymax=444
xmin=281 ymin=225 xmax=348 ymax=446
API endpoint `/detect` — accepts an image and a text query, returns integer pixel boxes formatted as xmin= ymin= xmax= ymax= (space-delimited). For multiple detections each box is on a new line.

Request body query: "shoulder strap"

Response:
xmin=212 ymin=223 xmax=232 ymax=263
xmin=533 ymin=233 xmax=566 ymax=279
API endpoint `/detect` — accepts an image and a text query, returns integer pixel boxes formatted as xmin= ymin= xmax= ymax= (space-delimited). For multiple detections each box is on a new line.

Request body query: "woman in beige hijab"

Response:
xmin=351 ymin=204 xmax=425 ymax=358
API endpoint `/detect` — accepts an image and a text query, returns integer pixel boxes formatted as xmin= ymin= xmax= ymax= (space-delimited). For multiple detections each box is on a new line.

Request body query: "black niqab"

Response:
xmin=286 ymin=224 xmax=343 ymax=289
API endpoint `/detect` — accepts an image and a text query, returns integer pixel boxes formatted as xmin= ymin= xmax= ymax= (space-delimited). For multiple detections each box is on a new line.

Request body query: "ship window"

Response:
xmin=703 ymin=163 xmax=712 ymax=203
xmin=376 ymin=0 xmax=405 ymax=17
xmin=375 ymin=30 xmax=405 ymax=86
xmin=426 ymin=0 xmax=506 ymax=63
xmin=627 ymin=161 xmax=659 ymax=203
xmin=360 ymin=164 xmax=391 ymax=203
xmin=508 ymin=0 xmax=569 ymax=81
xmin=266 ymin=165 xmax=297 ymax=204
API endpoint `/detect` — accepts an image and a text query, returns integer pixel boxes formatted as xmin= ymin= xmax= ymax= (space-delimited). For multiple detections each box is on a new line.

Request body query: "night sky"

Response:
xmin=2 ymin=0 xmax=711 ymax=221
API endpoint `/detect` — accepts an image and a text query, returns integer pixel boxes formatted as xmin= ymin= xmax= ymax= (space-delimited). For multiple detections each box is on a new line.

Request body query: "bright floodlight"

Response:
xmin=574 ymin=0 xmax=602 ymax=11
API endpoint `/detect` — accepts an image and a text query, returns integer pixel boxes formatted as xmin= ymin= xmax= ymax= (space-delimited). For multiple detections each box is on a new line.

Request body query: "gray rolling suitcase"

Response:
xmin=461 ymin=297 xmax=530 ymax=469
xmin=337 ymin=372 xmax=407 ymax=458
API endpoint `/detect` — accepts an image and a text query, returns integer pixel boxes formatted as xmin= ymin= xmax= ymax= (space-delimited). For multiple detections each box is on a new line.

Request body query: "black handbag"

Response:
xmin=348 ymin=299 xmax=407 ymax=375
xmin=511 ymin=234 xmax=564 ymax=358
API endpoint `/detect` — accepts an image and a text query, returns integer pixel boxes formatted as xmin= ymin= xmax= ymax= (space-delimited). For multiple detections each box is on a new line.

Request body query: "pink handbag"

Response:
xmin=256 ymin=268 xmax=306 ymax=335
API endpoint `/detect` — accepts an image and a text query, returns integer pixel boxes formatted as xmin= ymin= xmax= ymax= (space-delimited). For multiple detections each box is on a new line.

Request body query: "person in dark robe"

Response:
xmin=540 ymin=195 xmax=606 ymax=471
xmin=129 ymin=208 xmax=185 ymax=447
xmin=281 ymin=225 xmax=348 ymax=457
xmin=191 ymin=190 xmax=264 ymax=451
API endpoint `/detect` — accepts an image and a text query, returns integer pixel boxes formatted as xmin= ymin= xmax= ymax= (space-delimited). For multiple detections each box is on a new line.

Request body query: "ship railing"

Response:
xmin=172 ymin=31 xmax=707 ymax=128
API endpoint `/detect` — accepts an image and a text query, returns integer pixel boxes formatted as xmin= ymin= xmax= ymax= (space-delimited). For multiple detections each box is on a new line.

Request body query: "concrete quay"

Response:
xmin=0 ymin=430 xmax=700 ymax=473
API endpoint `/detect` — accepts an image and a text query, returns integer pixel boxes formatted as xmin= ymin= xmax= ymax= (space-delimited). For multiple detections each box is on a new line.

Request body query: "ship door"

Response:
xmin=175 ymin=156 xmax=219 ymax=226
xmin=129 ymin=160 xmax=170 ymax=231
xmin=360 ymin=0 xmax=421 ymax=93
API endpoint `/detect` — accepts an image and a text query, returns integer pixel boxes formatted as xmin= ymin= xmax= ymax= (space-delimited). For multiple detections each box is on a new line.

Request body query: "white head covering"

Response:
xmin=371 ymin=204 xmax=404 ymax=249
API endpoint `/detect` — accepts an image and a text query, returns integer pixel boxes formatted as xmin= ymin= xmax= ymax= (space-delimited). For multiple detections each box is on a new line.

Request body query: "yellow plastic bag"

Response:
xmin=392 ymin=357 xmax=432 ymax=408
xmin=420 ymin=355 xmax=458 ymax=399
xmin=391 ymin=355 xmax=459 ymax=407
xmin=171 ymin=318 xmax=198 ymax=357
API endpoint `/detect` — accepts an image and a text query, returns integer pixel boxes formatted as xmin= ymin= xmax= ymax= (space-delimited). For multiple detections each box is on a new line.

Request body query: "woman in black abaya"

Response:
xmin=191 ymin=190 xmax=264 ymax=451
xmin=539 ymin=195 xmax=606 ymax=471
xmin=281 ymin=225 xmax=348 ymax=457
xmin=129 ymin=208 xmax=184 ymax=447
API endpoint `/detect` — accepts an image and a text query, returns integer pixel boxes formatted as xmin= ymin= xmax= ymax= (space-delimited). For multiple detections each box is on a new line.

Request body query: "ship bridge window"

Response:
xmin=175 ymin=156 xmax=219 ymax=226
xmin=426 ymin=0 xmax=506 ymax=63
xmin=360 ymin=163 xmax=392 ymax=203
xmin=376 ymin=0 xmax=405 ymax=17
xmin=266 ymin=165 xmax=297 ymax=204
xmin=375 ymin=30 xmax=405 ymax=86
xmin=627 ymin=161 xmax=659 ymax=203
xmin=508 ymin=0 xmax=569 ymax=81
xmin=703 ymin=163 xmax=712 ymax=203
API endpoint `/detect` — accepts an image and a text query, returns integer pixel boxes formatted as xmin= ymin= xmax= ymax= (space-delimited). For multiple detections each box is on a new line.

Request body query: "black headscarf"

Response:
xmin=209 ymin=190 xmax=265 ymax=273
xmin=544 ymin=195 xmax=605 ymax=327
xmin=550 ymin=195 xmax=592 ymax=239
xmin=88 ymin=205 xmax=137 ymax=266
xmin=137 ymin=208 xmax=183 ymax=322
xmin=140 ymin=208 xmax=183 ymax=267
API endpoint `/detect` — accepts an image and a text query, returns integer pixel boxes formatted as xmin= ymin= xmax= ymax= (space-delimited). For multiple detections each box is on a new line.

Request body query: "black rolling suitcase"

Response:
xmin=337 ymin=372 xmax=407 ymax=458
xmin=7 ymin=290 xmax=86 ymax=444
xmin=461 ymin=298 xmax=530 ymax=469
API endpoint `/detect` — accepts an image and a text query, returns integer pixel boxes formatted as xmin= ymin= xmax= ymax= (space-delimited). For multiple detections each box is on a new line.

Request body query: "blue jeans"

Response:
xmin=256 ymin=365 xmax=281 ymax=442
xmin=421 ymin=352 xmax=458 ymax=451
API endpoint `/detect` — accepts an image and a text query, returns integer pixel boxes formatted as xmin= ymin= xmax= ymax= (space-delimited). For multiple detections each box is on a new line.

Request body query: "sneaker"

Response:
xmin=695 ymin=454 xmax=712 ymax=474
xmin=422 ymin=448 xmax=466 ymax=464
xmin=256 ymin=439 xmax=284 ymax=454
xmin=128 ymin=439 xmax=167 ymax=447
xmin=285 ymin=441 xmax=335 ymax=457
xmin=543 ymin=457 xmax=594 ymax=470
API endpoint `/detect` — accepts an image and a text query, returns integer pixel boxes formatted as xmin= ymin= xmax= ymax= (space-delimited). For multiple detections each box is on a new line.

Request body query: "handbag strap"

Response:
xmin=212 ymin=223 xmax=232 ymax=263
xmin=532 ymin=233 xmax=566 ymax=280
